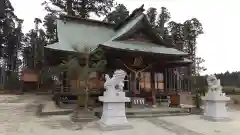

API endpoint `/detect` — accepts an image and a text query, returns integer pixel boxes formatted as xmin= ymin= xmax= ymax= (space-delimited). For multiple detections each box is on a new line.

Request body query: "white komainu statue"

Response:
xmin=206 ymin=75 xmax=222 ymax=92
xmin=104 ymin=69 xmax=126 ymax=92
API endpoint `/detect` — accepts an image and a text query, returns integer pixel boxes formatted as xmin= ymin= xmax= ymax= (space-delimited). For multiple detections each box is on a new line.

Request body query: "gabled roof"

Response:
xmin=106 ymin=14 xmax=145 ymax=42
xmin=108 ymin=4 xmax=169 ymax=46
xmin=114 ymin=4 xmax=145 ymax=30
xmin=45 ymin=5 xmax=184 ymax=56
xmin=105 ymin=13 xmax=168 ymax=46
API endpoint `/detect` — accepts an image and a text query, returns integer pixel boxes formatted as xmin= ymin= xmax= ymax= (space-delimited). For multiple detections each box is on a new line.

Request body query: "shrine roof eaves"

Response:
xmin=100 ymin=41 xmax=188 ymax=56
xmin=45 ymin=4 xmax=178 ymax=54
xmin=44 ymin=42 xmax=75 ymax=52
xmin=167 ymin=58 xmax=193 ymax=64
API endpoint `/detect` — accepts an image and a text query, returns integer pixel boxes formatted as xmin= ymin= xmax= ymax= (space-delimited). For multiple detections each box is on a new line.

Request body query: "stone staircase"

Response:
xmin=95 ymin=107 xmax=191 ymax=118
xmin=126 ymin=107 xmax=190 ymax=118
xmin=126 ymin=110 xmax=190 ymax=118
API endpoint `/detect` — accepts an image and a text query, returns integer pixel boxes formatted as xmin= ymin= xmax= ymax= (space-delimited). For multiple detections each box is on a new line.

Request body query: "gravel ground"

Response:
xmin=0 ymin=94 xmax=240 ymax=135
xmin=157 ymin=111 xmax=240 ymax=135
xmin=0 ymin=94 xmax=177 ymax=135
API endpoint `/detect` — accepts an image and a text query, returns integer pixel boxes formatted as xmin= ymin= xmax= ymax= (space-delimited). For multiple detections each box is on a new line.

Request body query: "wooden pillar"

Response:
xmin=128 ymin=72 xmax=133 ymax=108
xmin=60 ymin=72 xmax=64 ymax=93
xmin=164 ymin=68 xmax=168 ymax=95
xmin=169 ymin=68 xmax=172 ymax=93
xmin=130 ymin=72 xmax=137 ymax=97
xmin=151 ymin=72 xmax=156 ymax=106
xmin=188 ymin=65 xmax=192 ymax=92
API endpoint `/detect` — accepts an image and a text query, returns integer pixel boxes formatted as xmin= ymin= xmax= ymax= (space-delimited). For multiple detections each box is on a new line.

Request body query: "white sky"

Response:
xmin=10 ymin=0 xmax=240 ymax=75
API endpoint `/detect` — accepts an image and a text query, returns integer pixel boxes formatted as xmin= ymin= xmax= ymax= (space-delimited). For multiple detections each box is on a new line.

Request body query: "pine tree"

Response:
xmin=104 ymin=4 xmax=129 ymax=24
xmin=23 ymin=19 xmax=47 ymax=69
xmin=42 ymin=0 xmax=115 ymax=18
xmin=157 ymin=7 xmax=171 ymax=36
xmin=43 ymin=13 xmax=58 ymax=44
xmin=146 ymin=7 xmax=157 ymax=27
xmin=0 ymin=0 xmax=23 ymax=89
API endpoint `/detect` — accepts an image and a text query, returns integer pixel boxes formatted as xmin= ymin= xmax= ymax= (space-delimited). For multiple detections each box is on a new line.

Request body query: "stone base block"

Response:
xmin=71 ymin=109 xmax=96 ymax=122
xmin=201 ymin=115 xmax=231 ymax=122
xmin=71 ymin=115 xmax=96 ymax=122
xmin=98 ymin=121 xmax=133 ymax=131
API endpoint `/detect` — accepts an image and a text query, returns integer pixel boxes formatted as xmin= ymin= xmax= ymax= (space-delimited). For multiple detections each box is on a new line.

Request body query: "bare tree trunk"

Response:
xmin=66 ymin=0 xmax=74 ymax=16
xmin=0 ymin=66 xmax=6 ymax=89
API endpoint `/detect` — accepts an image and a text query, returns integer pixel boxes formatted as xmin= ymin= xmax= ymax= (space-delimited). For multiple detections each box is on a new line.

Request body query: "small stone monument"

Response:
xmin=98 ymin=69 xmax=133 ymax=131
xmin=201 ymin=75 xmax=231 ymax=121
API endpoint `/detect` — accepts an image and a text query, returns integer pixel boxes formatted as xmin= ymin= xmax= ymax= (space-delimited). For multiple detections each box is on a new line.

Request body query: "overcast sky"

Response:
xmin=9 ymin=0 xmax=240 ymax=75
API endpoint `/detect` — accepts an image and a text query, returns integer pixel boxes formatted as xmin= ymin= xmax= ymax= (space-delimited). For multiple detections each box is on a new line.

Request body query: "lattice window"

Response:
xmin=89 ymin=72 xmax=97 ymax=79
xmin=140 ymin=72 xmax=151 ymax=91
xmin=154 ymin=72 xmax=164 ymax=91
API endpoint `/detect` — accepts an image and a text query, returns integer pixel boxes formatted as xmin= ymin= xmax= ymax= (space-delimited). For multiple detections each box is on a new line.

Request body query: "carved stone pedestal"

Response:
xmin=201 ymin=91 xmax=231 ymax=121
xmin=98 ymin=91 xmax=133 ymax=131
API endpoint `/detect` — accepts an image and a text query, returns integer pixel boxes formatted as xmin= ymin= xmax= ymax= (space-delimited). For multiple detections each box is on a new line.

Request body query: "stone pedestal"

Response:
xmin=98 ymin=91 xmax=133 ymax=131
xmin=201 ymin=91 xmax=231 ymax=121
xmin=71 ymin=108 xmax=96 ymax=122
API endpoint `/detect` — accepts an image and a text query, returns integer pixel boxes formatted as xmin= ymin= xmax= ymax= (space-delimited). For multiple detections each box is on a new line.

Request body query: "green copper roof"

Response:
xmin=46 ymin=40 xmax=187 ymax=56
xmin=101 ymin=41 xmax=188 ymax=56
xmin=107 ymin=14 xmax=144 ymax=42
xmin=46 ymin=19 xmax=115 ymax=52
xmin=45 ymin=42 xmax=75 ymax=52
xmin=45 ymin=11 xmax=187 ymax=56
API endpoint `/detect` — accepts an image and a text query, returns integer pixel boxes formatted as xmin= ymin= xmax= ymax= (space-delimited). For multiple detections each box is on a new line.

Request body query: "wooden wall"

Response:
xmin=20 ymin=69 xmax=38 ymax=82
xmin=69 ymin=72 xmax=104 ymax=91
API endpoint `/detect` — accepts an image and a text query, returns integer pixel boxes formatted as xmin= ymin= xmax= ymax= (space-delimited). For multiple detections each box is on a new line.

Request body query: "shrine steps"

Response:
xmin=37 ymin=101 xmax=194 ymax=118
xmin=126 ymin=111 xmax=190 ymax=118
xmin=94 ymin=107 xmax=191 ymax=118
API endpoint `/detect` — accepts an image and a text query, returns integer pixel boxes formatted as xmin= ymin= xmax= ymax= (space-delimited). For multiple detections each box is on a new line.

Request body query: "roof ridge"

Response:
xmin=114 ymin=4 xmax=145 ymax=30
xmin=105 ymin=13 xmax=171 ymax=47
xmin=59 ymin=15 xmax=115 ymax=28
xmin=104 ymin=14 xmax=145 ymax=43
